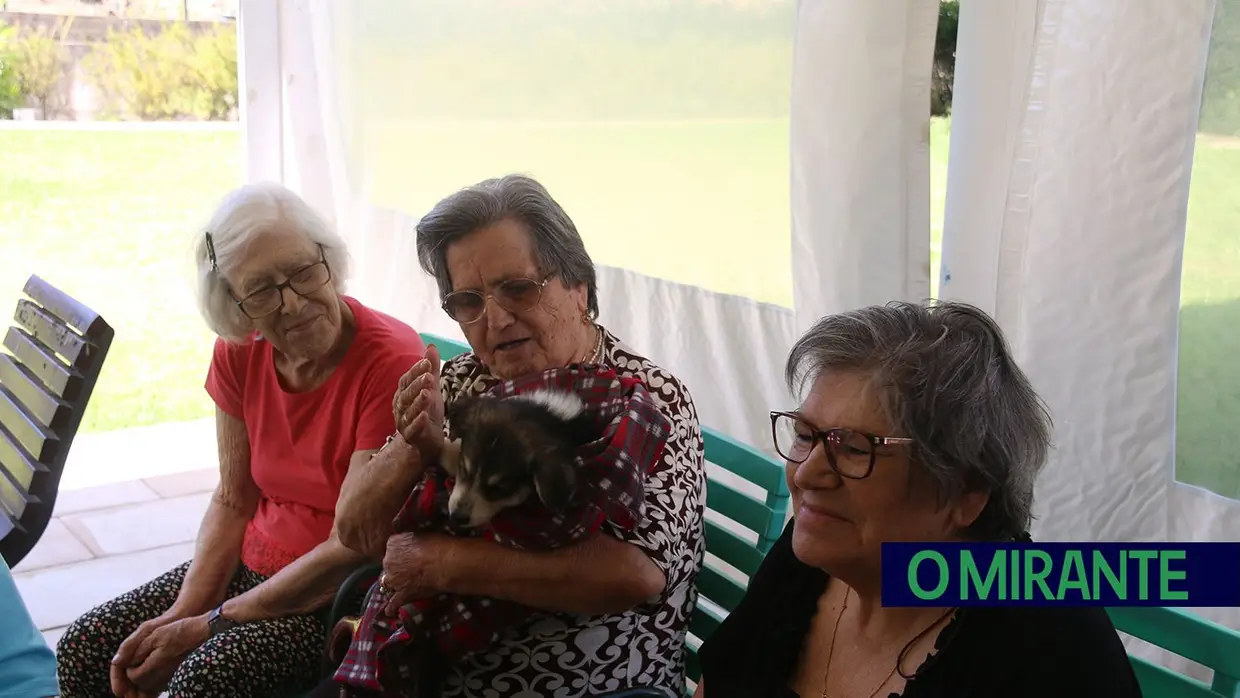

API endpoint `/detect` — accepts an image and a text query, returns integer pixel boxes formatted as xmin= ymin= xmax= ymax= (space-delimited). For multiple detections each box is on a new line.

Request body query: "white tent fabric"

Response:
xmin=790 ymin=0 xmax=939 ymax=325
xmin=941 ymin=0 xmax=1230 ymax=679
xmin=236 ymin=0 xmax=1236 ymax=681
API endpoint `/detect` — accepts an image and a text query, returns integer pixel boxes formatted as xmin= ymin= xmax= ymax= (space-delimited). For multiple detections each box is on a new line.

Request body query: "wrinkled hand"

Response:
xmin=110 ymin=613 xmax=176 ymax=698
xmin=111 ymin=614 xmax=209 ymax=698
xmin=392 ymin=345 xmax=445 ymax=461
xmin=382 ymin=532 xmax=451 ymax=615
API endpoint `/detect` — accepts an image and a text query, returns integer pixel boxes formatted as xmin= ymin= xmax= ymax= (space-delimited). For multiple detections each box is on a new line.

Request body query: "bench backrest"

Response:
xmin=0 ymin=275 xmax=113 ymax=567
xmin=1108 ymin=606 xmax=1240 ymax=698
xmin=417 ymin=332 xmax=790 ymax=696
xmin=684 ymin=429 xmax=788 ymax=691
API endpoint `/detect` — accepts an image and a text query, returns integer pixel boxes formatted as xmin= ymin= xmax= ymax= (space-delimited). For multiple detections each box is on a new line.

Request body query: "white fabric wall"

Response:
xmin=791 ymin=0 xmax=940 ymax=324
xmin=237 ymin=0 xmax=281 ymax=184
xmin=941 ymin=0 xmax=1228 ymax=679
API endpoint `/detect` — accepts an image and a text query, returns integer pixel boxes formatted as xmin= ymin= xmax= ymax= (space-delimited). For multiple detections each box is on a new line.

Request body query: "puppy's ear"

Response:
xmin=533 ymin=457 xmax=577 ymax=512
xmin=440 ymin=438 xmax=463 ymax=476
xmin=562 ymin=413 xmax=599 ymax=446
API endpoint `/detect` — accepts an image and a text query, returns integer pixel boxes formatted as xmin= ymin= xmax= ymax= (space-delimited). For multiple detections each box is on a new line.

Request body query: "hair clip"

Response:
xmin=204 ymin=231 xmax=220 ymax=272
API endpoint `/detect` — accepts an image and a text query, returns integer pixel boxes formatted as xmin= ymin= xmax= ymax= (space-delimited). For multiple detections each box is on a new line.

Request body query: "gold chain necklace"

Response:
xmin=819 ymin=588 xmax=955 ymax=698
xmin=582 ymin=323 xmax=604 ymax=364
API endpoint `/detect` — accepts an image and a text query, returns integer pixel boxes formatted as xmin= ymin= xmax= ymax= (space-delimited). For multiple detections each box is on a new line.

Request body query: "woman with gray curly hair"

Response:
xmin=55 ymin=182 xmax=426 ymax=698
xmin=695 ymin=301 xmax=1141 ymax=698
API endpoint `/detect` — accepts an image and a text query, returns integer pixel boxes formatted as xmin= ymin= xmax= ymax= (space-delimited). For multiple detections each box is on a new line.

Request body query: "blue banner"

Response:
xmin=880 ymin=542 xmax=1240 ymax=607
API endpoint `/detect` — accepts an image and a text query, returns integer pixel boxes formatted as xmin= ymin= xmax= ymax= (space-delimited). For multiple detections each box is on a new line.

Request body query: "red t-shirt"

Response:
xmin=204 ymin=296 xmax=425 ymax=577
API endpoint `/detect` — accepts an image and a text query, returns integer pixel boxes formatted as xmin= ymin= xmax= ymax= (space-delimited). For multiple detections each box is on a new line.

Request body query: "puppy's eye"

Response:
xmin=483 ymin=475 xmax=518 ymax=498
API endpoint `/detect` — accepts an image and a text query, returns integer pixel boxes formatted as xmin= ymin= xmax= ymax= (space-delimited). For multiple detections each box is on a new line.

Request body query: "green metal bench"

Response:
xmin=1108 ymin=606 xmax=1240 ymax=698
xmin=684 ymin=427 xmax=788 ymax=692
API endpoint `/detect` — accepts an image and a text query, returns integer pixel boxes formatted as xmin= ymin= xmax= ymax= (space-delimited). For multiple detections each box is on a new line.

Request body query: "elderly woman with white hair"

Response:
xmin=55 ymin=183 xmax=426 ymax=698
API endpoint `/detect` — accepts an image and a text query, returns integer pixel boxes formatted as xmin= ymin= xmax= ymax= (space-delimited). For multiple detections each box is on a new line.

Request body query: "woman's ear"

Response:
xmin=949 ymin=489 xmax=990 ymax=531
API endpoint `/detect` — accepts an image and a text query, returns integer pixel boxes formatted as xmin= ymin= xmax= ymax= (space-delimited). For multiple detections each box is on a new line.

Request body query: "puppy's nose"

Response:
xmin=449 ymin=508 xmax=472 ymax=526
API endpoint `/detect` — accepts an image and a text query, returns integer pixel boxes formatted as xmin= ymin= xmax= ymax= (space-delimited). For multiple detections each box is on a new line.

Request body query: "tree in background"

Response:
xmin=9 ymin=21 xmax=70 ymax=119
xmin=932 ymin=0 xmax=959 ymax=117
xmin=84 ymin=21 xmax=237 ymax=120
xmin=0 ymin=25 xmax=22 ymax=118
xmin=1199 ymin=0 xmax=1240 ymax=137
xmin=187 ymin=21 xmax=236 ymax=119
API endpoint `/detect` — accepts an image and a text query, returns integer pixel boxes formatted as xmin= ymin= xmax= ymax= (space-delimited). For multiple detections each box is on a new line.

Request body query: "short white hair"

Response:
xmin=194 ymin=182 xmax=352 ymax=342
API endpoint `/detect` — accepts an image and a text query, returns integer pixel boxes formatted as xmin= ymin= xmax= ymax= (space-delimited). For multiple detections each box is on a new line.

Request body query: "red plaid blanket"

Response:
xmin=334 ymin=365 xmax=672 ymax=697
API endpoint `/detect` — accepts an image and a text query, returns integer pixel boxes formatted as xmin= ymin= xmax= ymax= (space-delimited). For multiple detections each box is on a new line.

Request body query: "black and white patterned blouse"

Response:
xmin=435 ymin=326 xmax=707 ymax=698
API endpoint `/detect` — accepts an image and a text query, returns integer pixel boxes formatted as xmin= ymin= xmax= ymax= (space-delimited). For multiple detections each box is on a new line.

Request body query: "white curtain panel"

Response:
xmin=790 ymin=0 xmax=940 ymax=326
xmin=940 ymin=0 xmax=1228 ymax=678
xmin=937 ymin=0 xmax=1046 ymax=320
xmin=237 ymin=0 xmax=282 ymax=184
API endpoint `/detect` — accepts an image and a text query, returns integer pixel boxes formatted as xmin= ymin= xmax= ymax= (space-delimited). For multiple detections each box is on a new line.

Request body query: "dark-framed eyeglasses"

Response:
xmin=441 ymin=276 xmax=551 ymax=324
xmin=769 ymin=411 xmax=913 ymax=479
xmin=233 ymin=245 xmax=332 ymax=319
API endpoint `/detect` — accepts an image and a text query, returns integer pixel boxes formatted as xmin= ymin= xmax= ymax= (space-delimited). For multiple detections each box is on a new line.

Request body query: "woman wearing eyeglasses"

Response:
xmin=55 ymin=183 xmax=426 ymax=698
xmin=693 ymin=302 xmax=1141 ymax=698
xmin=319 ymin=174 xmax=706 ymax=698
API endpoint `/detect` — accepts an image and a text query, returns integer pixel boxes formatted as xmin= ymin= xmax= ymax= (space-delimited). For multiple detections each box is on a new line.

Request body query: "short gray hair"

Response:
xmin=415 ymin=174 xmax=599 ymax=319
xmin=194 ymin=182 xmax=351 ymax=342
xmin=786 ymin=300 xmax=1052 ymax=541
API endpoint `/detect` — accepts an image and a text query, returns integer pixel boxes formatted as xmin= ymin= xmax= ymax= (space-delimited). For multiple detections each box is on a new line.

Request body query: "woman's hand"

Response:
xmin=381 ymin=532 xmax=450 ymax=615
xmin=110 ymin=614 xmax=209 ymax=697
xmin=109 ymin=613 xmax=176 ymax=697
xmin=393 ymin=345 xmax=445 ymax=461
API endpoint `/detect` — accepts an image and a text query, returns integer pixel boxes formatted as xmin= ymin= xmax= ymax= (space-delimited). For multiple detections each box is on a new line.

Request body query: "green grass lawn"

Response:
xmin=0 ymin=128 xmax=239 ymax=432
xmin=1172 ymin=134 xmax=1240 ymax=500
xmin=0 ymin=121 xmax=1235 ymax=498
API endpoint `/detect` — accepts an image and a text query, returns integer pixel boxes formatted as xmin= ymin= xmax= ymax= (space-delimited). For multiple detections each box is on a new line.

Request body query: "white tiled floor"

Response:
xmin=58 ymin=418 xmax=216 ymax=492
xmin=17 ymin=542 xmax=201 ymax=631
xmin=11 ymin=418 xmax=219 ymax=648
xmin=61 ymin=493 xmax=213 ymax=557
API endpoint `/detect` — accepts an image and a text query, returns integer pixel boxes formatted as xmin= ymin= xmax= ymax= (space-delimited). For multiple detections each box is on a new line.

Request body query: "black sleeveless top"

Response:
xmin=697 ymin=520 xmax=1144 ymax=697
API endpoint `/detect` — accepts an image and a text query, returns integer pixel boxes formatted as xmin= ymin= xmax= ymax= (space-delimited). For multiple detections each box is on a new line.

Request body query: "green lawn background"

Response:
xmin=0 ymin=121 xmax=1234 ymax=497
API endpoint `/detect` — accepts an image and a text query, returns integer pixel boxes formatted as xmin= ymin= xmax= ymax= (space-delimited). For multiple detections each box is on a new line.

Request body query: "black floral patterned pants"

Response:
xmin=56 ymin=560 xmax=328 ymax=698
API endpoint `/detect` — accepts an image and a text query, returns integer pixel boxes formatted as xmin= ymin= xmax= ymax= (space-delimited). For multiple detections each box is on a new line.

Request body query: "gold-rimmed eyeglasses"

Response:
xmin=441 ymin=276 xmax=552 ymax=324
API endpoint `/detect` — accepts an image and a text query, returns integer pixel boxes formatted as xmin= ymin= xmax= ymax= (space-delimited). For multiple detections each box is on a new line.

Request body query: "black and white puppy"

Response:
xmin=439 ymin=389 xmax=599 ymax=528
